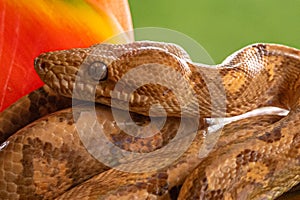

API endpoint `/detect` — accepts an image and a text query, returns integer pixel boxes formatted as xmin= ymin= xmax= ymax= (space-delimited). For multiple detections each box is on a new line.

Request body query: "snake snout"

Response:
xmin=34 ymin=54 xmax=49 ymax=74
xmin=34 ymin=56 xmax=39 ymax=68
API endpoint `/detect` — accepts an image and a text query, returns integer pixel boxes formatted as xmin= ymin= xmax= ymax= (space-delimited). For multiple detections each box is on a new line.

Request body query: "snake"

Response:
xmin=0 ymin=41 xmax=300 ymax=199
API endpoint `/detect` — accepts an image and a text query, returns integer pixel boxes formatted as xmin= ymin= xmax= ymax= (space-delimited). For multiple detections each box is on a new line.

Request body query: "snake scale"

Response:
xmin=0 ymin=41 xmax=300 ymax=199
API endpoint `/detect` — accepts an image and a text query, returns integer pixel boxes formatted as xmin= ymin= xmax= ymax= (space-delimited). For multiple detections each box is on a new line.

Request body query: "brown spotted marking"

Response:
xmin=0 ymin=108 xmax=109 ymax=199
xmin=17 ymin=136 xmax=108 ymax=199
xmin=288 ymin=132 xmax=300 ymax=161
xmin=108 ymin=116 xmax=180 ymax=153
xmin=0 ymin=86 xmax=72 ymax=143
xmin=235 ymin=149 xmax=277 ymax=184
xmin=258 ymin=126 xmax=282 ymax=143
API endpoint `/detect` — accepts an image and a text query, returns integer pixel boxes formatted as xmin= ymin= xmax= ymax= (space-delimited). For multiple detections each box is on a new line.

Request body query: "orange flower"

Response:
xmin=0 ymin=0 xmax=133 ymax=111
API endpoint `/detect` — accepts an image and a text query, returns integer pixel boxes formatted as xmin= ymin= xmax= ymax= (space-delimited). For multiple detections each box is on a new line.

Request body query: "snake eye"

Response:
xmin=88 ymin=61 xmax=108 ymax=81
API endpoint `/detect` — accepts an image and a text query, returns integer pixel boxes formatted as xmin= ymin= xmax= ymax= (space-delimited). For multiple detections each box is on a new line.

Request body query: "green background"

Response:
xmin=129 ymin=0 xmax=300 ymax=63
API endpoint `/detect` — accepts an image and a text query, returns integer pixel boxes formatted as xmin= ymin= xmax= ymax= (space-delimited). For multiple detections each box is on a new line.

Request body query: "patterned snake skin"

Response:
xmin=0 ymin=41 xmax=299 ymax=199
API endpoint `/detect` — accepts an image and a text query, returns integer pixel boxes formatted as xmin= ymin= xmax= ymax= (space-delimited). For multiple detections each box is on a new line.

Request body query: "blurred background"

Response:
xmin=129 ymin=0 xmax=300 ymax=63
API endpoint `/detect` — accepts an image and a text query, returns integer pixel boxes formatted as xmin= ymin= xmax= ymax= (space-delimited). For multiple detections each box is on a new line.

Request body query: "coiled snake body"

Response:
xmin=0 ymin=41 xmax=300 ymax=199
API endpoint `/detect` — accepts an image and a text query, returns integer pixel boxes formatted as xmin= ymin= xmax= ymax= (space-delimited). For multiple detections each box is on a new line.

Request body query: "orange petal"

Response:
xmin=0 ymin=0 xmax=133 ymax=111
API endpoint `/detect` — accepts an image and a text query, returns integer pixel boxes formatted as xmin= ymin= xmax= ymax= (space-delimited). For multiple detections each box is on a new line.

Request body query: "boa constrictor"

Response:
xmin=0 ymin=41 xmax=299 ymax=199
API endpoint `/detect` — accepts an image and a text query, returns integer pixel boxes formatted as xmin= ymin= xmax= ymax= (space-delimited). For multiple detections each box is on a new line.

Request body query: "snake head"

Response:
xmin=34 ymin=41 xmax=195 ymax=116
xmin=34 ymin=44 xmax=122 ymax=105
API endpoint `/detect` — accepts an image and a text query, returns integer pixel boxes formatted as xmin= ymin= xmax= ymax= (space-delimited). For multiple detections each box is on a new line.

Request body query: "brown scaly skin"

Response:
xmin=0 ymin=104 xmax=285 ymax=199
xmin=0 ymin=104 xmax=186 ymax=199
xmin=178 ymin=99 xmax=300 ymax=199
xmin=55 ymin=114 xmax=286 ymax=200
xmin=0 ymin=85 xmax=71 ymax=143
xmin=1 ymin=41 xmax=300 ymax=199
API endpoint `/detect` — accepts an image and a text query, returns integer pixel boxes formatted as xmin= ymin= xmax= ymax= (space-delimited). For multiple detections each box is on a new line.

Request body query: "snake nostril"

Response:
xmin=40 ymin=62 xmax=47 ymax=70
xmin=34 ymin=56 xmax=51 ymax=74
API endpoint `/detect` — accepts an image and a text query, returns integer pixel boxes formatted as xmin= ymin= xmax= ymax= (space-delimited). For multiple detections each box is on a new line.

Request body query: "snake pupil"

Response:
xmin=88 ymin=61 xmax=108 ymax=81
